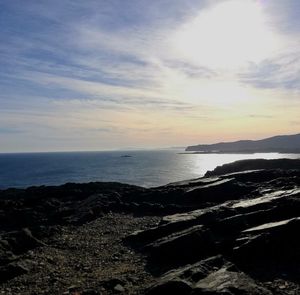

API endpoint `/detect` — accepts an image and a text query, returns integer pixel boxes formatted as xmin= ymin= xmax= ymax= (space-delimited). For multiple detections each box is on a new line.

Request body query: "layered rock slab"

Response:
xmin=127 ymin=167 xmax=300 ymax=294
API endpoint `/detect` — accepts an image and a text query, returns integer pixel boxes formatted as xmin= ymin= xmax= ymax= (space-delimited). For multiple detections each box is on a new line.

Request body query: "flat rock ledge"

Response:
xmin=1 ymin=158 xmax=300 ymax=294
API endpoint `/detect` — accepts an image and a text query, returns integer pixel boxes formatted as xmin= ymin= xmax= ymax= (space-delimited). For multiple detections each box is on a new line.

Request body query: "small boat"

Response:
xmin=120 ymin=155 xmax=132 ymax=158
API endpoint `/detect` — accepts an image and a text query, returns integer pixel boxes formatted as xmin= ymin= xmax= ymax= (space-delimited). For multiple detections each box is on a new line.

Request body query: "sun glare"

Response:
xmin=172 ymin=0 xmax=279 ymax=69
xmin=161 ymin=70 xmax=261 ymax=107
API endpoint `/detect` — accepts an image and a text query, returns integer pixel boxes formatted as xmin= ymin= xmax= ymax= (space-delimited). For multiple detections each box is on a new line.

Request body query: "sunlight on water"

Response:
xmin=190 ymin=153 xmax=300 ymax=176
xmin=0 ymin=151 xmax=299 ymax=189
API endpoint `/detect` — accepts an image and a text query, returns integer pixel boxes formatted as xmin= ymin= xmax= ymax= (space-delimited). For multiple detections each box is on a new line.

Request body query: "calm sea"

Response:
xmin=0 ymin=150 xmax=299 ymax=189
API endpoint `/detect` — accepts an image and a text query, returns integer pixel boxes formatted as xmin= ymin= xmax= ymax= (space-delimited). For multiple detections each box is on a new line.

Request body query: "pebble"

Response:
xmin=114 ymin=284 xmax=125 ymax=292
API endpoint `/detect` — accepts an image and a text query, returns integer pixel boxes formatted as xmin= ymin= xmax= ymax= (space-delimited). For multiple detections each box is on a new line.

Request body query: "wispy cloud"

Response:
xmin=0 ymin=127 xmax=24 ymax=134
xmin=239 ymin=51 xmax=300 ymax=91
xmin=1 ymin=0 xmax=300 ymax=151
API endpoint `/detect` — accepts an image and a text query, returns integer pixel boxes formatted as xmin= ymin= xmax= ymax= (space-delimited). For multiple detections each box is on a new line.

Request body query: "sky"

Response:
xmin=1 ymin=0 xmax=300 ymax=152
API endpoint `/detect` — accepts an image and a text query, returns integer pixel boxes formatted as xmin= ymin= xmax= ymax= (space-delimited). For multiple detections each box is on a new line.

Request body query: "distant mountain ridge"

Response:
xmin=186 ymin=133 xmax=300 ymax=153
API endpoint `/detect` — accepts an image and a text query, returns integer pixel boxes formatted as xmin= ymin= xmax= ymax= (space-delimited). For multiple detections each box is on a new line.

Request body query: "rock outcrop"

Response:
xmin=1 ymin=159 xmax=300 ymax=294
xmin=126 ymin=164 xmax=300 ymax=294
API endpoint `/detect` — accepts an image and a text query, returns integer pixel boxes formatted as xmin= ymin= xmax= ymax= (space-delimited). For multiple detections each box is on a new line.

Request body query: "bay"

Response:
xmin=0 ymin=150 xmax=299 ymax=189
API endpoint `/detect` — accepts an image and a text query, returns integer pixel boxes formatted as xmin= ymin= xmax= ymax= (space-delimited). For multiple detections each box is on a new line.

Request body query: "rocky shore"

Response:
xmin=1 ymin=158 xmax=300 ymax=294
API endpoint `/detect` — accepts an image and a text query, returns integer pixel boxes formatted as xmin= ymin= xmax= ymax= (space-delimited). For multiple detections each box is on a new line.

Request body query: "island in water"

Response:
xmin=186 ymin=133 xmax=300 ymax=153
xmin=1 ymin=158 xmax=300 ymax=294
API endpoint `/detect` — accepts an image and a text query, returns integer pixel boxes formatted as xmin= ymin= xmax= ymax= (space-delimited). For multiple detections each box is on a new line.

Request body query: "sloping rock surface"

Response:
xmin=127 ymin=166 xmax=300 ymax=294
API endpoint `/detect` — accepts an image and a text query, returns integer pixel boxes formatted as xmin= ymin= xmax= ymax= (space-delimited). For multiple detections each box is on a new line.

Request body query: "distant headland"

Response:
xmin=186 ymin=133 xmax=300 ymax=153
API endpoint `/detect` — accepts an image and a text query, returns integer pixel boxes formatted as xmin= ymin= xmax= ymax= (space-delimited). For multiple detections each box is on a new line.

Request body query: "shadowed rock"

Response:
xmin=1 ymin=158 xmax=300 ymax=294
xmin=205 ymin=158 xmax=300 ymax=176
xmin=126 ymin=160 xmax=300 ymax=294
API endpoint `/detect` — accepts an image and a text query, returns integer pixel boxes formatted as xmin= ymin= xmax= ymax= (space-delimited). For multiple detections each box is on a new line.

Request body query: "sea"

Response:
xmin=0 ymin=150 xmax=299 ymax=189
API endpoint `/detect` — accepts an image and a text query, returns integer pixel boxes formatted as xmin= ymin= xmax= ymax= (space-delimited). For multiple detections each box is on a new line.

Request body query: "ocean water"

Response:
xmin=0 ymin=150 xmax=299 ymax=189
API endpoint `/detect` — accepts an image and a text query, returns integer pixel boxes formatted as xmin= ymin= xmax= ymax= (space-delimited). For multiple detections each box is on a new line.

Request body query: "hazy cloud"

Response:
xmin=1 ymin=0 xmax=300 ymax=151
xmin=240 ymin=52 xmax=300 ymax=91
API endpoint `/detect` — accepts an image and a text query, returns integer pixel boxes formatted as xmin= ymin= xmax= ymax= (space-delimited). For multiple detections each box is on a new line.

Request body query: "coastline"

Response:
xmin=1 ymin=150 xmax=300 ymax=191
xmin=1 ymin=158 xmax=300 ymax=294
xmin=180 ymin=151 xmax=300 ymax=154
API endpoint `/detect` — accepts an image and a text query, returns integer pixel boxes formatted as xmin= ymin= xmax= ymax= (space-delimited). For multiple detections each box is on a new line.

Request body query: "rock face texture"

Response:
xmin=127 ymin=163 xmax=300 ymax=294
xmin=1 ymin=159 xmax=300 ymax=294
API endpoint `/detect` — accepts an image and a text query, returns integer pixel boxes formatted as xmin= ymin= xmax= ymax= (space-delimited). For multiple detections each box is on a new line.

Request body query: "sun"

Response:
xmin=172 ymin=0 xmax=279 ymax=69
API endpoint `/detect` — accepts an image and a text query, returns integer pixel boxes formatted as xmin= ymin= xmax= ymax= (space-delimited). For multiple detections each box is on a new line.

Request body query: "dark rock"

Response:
xmin=145 ymin=225 xmax=216 ymax=268
xmin=81 ymin=290 xmax=101 ymax=295
xmin=0 ymin=240 xmax=17 ymax=265
xmin=114 ymin=284 xmax=125 ymax=292
xmin=145 ymin=256 xmax=272 ymax=294
xmin=0 ymin=262 xmax=29 ymax=283
xmin=146 ymin=279 xmax=192 ymax=295
xmin=8 ymin=228 xmax=46 ymax=255
xmin=0 ymin=158 xmax=300 ymax=293
xmin=184 ymin=178 xmax=254 ymax=204
xmin=205 ymin=158 xmax=300 ymax=177
xmin=124 ymin=162 xmax=300 ymax=294
xmin=233 ymin=217 xmax=300 ymax=269
xmin=194 ymin=267 xmax=272 ymax=295
xmin=100 ymin=278 xmax=125 ymax=290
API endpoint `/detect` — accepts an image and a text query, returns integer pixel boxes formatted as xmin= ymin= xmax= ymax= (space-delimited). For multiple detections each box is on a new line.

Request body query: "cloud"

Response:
xmin=290 ymin=121 xmax=300 ymax=126
xmin=239 ymin=51 xmax=300 ymax=91
xmin=248 ymin=114 xmax=274 ymax=119
xmin=263 ymin=0 xmax=300 ymax=35
xmin=1 ymin=0 xmax=300 ymax=151
xmin=0 ymin=127 xmax=24 ymax=134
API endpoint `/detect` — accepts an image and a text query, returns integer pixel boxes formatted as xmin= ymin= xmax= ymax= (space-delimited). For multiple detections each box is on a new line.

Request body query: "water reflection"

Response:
xmin=0 ymin=151 xmax=299 ymax=189
xmin=189 ymin=153 xmax=300 ymax=177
